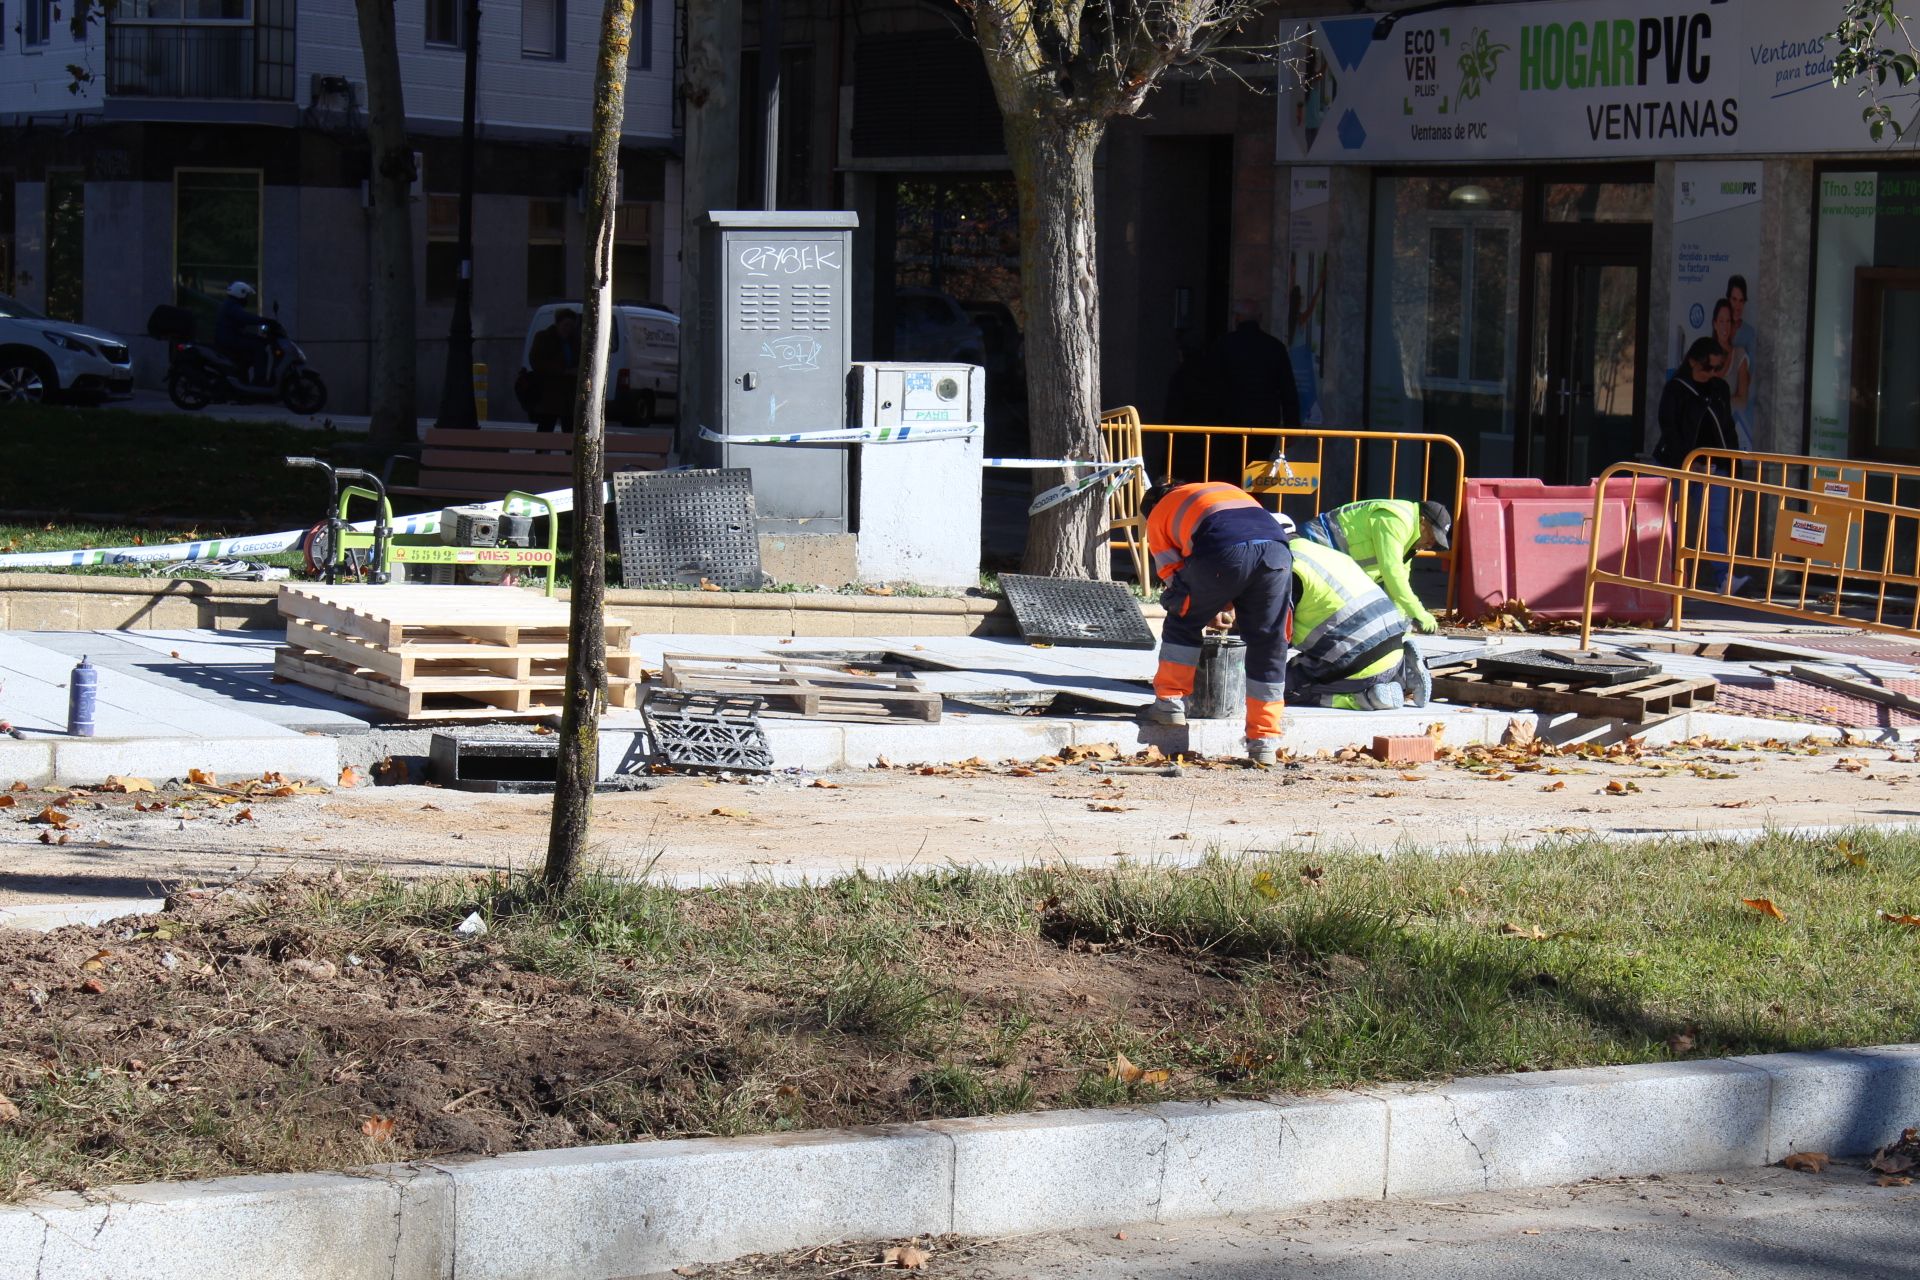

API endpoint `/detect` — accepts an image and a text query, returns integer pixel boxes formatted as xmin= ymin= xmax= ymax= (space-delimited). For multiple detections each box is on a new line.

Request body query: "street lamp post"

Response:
xmin=437 ymin=0 xmax=483 ymax=429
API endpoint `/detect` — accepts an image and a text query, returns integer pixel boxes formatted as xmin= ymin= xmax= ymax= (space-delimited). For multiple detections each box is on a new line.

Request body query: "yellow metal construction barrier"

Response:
xmin=1580 ymin=458 xmax=1920 ymax=646
xmin=1098 ymin=407 xmax=1466 ymax=600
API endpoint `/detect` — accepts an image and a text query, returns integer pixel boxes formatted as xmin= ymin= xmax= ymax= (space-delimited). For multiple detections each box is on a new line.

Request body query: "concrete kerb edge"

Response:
xmin=6 ymin=1046 xmax=1916 ymax=1279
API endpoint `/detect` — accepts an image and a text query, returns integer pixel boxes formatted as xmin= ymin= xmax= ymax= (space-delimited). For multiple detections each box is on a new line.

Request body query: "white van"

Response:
xmin=519 ymin=302 xmax=679 ymax=427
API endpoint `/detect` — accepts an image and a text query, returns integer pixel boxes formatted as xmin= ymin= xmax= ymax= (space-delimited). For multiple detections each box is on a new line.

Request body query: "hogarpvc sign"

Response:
xmin=1278 ymin=0 xmax=1871 ymax=163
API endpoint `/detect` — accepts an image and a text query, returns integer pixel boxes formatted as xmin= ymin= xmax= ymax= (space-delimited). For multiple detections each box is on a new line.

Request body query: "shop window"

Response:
xmin=425 ymin=0 xmax=463 ymax=49
xmin=1541 ymin=182 xmax=1654 ymax=224
xmin=174 ymin=169 xmax=262 ymax=334
xmin=521 ymin=0 xmax=562 ymax=59
xmin=44 ymin=171 xmax=84 ymax=323
xmin=526 ymin=198 xmax=567 ymax=304
xmin=425 ymin=193 xmax=460 ymax=304
xmin=612 ymin=202 xmax=651 ymax=303
xmin=1809 ymin=170 xmax=1920 ymax=461
xmin=1369 ymin=175 xmax=1522 ymax=478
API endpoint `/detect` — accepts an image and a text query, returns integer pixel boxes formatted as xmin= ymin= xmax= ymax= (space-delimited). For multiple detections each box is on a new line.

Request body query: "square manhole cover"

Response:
xmin=613 ymin=468 xmax=762 ymax=590
xmin=999 ymin=574 xmax=1156 ymax=650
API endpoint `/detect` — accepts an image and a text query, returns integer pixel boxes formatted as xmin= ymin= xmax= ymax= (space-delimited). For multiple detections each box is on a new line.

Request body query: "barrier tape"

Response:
xmin=0 ymin=483 xmax=594 ymax=570
xmin=984 ymin=457 xmax=1108 ymax=468
xmin=1028 ymin=459 xmax=1144 ymax=516
xmin=698 ymin=423 xmax=980 ymax=445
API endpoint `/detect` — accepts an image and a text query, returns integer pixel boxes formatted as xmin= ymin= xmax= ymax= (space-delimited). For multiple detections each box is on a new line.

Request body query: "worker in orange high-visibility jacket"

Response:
xmin=1142 ymin=480 xmax=1293 ymax=765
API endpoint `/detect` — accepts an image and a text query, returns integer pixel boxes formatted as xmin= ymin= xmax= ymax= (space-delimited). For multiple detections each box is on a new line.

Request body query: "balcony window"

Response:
xmin=25 ymin=0 xmax=50 ymax=47
xmin=521 ymin=0 xmax=562 ymax=60
xmin=106 ymin=0 xmax=294 ymax=100
xmin=628 ymin=0 xmax=651 ymax=71
xmin=425 ymin=0 xmax=464 ymax=49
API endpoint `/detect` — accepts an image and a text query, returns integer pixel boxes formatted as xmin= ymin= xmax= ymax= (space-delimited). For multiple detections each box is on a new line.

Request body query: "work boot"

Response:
xmin=1400 ymin=640 xmax=1432 ymax=708
xmin=1144 ymin=696 xmax=1187 ymax=726
xmin=1247 ymin=737 xmax=1280 ymax=766
xmin=1361 ymin=683 xmax=1405 ymax=711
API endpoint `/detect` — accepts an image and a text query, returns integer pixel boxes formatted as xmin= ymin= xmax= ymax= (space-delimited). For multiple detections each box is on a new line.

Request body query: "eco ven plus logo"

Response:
xmin=1517 ymin=11 xmax=1737 ymax=143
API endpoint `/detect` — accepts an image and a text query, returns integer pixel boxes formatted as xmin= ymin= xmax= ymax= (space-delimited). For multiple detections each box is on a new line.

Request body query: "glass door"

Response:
xmin=1528 ymin=251 xmax=1647 ymax=484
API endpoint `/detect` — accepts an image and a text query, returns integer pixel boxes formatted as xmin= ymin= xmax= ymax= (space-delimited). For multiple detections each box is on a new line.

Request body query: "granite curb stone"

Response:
xmin=6 ymin=1049 xmax=1918 ymax=1278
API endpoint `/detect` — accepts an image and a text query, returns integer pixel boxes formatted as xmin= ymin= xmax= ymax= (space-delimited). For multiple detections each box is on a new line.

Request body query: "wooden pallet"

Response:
xmin=1429 ymin=661 xmax=1718 ymax=723
xmin=278 ymin=584 xmax=633 ymax=651
xmin=277 ymin=646 xmax=640 ymax=720
xmin=661 ymin=653 xmax=942 ymax=723
xmin=287 ymin=618 xmax=640 ymax=685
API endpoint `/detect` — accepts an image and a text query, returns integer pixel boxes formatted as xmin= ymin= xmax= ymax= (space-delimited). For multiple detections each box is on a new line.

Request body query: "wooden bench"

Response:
xmin=382 ymin=425 xmax=674 ymax=502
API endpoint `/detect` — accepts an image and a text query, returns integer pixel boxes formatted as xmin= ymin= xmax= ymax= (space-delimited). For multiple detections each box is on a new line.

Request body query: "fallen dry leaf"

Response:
xmin=1541 ymin=780 xmax=1566 ymax=792
xmin=1088 ymin=802 xmax=1130 ymax=813
xmin=374 ymin=757 xmax=408 ymax=785
xmin=81 ymin=978 xmax=106 ymax=995
xmin=0 ymin=1093 xmax=18 ymax=1124
xmin=1250 ymin=871 xmax=1280 ymax=902
xmin=881 ymin=1244 xmax=930 ymax=1270
xmin=232 ymin=807 xmax=255 ymax=824
xmin=79 ymin=949 xmax=112 ymax=973
xmin=1501 ymin=922 xmax=1548 ymax=941
xmin=809 ymin=779 xmax=841 ymax=789
xmin=863 ymin=584 xmax=896 ymax=597
xmin=29 ymin=807 xmax=74 ymax=829
xmin=1871 ymin=1149 xmax=1916 ymax=1176
xmin=1781 ymin=1151 xmax=1830 ymax=1173
xmin=1880 ymin=911 xmax=1920 ymax=927
xmin=187 ymin=768 xmax=217 ymax=785
xmin=1108 ymin=1053 xmax=1171 ymax=1087
xmin=709 ymin=807 xmax=750 ymax=819
xmin=9 ymin=780 xmax=27 ymax=792
xmin=697 ymin=577 xmax=722 ymax=592
xmin=360 ymin=1114 xmax=396 ymax=1142
xmin=1604 ymin=779 xmax=1641 ymax=795
xmin=1878 ymin=1175 xmax=1915 ymax=1187
xmin=0 ymin=795 xmax=14 ymax=809
xmin=1742 ymin=897 xmax=1787 ymax=921
xmin=337 ymin=765 xmax=361 ymax=788
xmin=99 ymin=775 xmax=157 ymax=794
xmin=1666 ymin=1026 xmax=1698 ymax=1055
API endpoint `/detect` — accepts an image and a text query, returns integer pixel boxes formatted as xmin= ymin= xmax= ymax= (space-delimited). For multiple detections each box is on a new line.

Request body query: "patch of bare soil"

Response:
xmin=0 ymin=875 xmax=1268 ymax=1201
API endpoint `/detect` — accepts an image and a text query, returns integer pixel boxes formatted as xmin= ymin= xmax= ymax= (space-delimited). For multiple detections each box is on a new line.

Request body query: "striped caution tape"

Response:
xmin=0 ymin=483 xmax=596 ymax=570
xmin=698 ymin=422 xmax=980 ymax=446
xmin=1027 ymin=458 xmax=1145 ymax=516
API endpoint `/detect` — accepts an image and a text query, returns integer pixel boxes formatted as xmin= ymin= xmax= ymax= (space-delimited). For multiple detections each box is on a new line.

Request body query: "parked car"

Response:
xmin=518 ymin=302 xmax=679 ymax=427
xmin=893 ymin=287 xmax=987 ymax=367
xmin=0 ymin=294 xmax=135 ymax=404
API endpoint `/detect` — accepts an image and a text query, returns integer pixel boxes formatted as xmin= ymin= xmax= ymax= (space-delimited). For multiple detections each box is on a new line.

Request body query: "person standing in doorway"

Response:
xmin=528 ymin=309 xmax=581 ymax=433
xmin=1656 ymin=337 xmax=1739 ymax=591
xmin=1211 ymin=299 xmax=1302 ymax=432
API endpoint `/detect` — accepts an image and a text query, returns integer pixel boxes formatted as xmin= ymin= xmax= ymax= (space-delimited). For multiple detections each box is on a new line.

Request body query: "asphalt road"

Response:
xmin=663 ymin=1165 xmax=1920 ymax=1279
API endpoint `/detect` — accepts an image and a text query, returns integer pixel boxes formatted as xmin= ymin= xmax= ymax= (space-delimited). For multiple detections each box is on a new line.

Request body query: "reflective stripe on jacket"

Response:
xmin=1289 ymin=538 xmax=1408 ymax=682
xmin=1145 ymin=482 xmax=1276 ymax=582
xmin=1327 ymin=499 xmax=1435 ymax=631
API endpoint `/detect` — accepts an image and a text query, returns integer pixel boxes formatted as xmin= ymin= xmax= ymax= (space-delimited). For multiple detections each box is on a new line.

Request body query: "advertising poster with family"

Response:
xmin=1671 ymin=161 xmax=1762 ymax=454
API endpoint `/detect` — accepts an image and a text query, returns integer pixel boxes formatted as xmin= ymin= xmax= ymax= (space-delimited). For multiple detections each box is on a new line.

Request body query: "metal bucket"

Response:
xmin=1189 ymin=634 xmax=1246 ymax=720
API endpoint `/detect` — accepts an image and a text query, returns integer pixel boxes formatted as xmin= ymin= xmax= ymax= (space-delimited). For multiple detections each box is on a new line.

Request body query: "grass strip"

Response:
xmin=3 ymin=829 xmax=1917 ymax=1199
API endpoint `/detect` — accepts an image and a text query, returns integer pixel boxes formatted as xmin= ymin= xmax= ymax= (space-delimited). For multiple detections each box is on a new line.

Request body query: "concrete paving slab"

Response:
xmin=0 ymin=634 xmax=299 ymax=739
xmin=0 ymin=897 xmax=168 ymax=932
xmin=23 ymin=629 xmax=373 ymax=733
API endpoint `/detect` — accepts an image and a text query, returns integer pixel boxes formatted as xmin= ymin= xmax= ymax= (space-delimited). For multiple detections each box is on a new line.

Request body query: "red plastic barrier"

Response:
xmin=1456 ymin=477 xmax=1673 ymax=623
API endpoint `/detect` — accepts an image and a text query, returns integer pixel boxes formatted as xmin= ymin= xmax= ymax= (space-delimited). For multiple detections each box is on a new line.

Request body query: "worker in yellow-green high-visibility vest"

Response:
xmin=1284 ymin=538 xmax=1430 ymax=712
xmin=1299 ymin=499 xmax=1452 ymax=634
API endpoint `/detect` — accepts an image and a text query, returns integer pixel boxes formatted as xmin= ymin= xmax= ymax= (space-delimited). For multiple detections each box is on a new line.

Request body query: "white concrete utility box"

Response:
xmin=848 ymin=361 xmax=984 ymax=589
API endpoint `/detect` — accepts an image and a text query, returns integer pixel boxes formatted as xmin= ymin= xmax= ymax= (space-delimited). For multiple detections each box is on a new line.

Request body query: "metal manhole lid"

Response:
xmin=999 ymin=574 xmax=1156 ymax=650
xmin=613 ymin=468 xmax=763 ymax=591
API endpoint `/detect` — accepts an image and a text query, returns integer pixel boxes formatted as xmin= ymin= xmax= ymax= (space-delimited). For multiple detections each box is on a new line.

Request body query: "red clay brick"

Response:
xmin=1371 ymin=735 xmax=1435 ymax=764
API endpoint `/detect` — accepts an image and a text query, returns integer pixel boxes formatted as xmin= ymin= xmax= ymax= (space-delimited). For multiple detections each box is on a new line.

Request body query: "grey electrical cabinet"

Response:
xmin=699 ymin=210 xmax=858 ymax=535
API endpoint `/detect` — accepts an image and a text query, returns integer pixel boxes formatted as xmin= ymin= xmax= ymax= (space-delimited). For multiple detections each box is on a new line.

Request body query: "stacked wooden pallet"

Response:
xmin=1428 ymin=657 xmax=1717 ymax=724
xmin=275 ymin=585 xmax=640 ymax=721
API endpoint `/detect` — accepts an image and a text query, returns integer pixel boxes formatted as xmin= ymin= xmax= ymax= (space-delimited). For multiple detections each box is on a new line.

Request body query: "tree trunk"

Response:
xmin=1007 ymin=112 xmax=1108 ymax=579
xmin=543 ymin=0 xmax=635 ymax=898
xmin=354 ymin=0 xmax=417 ymax=449
xmin=676 ymin=0 xmax=742 ymax=455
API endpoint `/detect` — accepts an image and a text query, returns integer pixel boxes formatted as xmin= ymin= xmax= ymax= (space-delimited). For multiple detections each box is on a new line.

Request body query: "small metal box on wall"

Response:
xmin=699 ymin=210 xmax=858 ymax=535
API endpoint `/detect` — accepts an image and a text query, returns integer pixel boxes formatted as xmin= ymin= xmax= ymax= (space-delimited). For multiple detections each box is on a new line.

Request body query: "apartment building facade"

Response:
xmin=0 ymin=0 xmax=680 ymax=414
